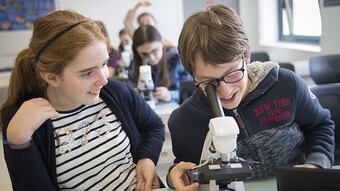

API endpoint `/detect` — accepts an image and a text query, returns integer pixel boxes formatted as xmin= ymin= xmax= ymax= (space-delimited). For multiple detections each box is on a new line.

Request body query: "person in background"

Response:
xmin=118 ymin=28 xmax=133 ymax=56
xmin=115 ymin=28 xmax=134 ymax=80
xmin=0 ymin=10 xmax=165 ymax=191
xmin=124 ymin=0 xmax=175 ymax=47
xmin=128 ymin=24 xmax=191 ymax=103
xmin=94 ymin=20 xmax=119 ymax=78
xmin=166 ymin=4 xmax=335 ymax=190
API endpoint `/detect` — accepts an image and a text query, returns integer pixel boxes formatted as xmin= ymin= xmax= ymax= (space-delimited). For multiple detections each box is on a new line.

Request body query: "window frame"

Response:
xmin=278 ymin=0 xmax=320 ymax=44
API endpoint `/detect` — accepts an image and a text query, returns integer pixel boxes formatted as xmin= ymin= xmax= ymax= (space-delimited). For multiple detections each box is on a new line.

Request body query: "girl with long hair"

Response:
xmin=0 ymin=10 xmax=164 ymax=191
xmin=129 ymin=25 xmax=190 ymax=102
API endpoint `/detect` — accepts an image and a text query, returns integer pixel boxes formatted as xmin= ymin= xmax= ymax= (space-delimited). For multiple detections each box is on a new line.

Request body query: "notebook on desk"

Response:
xmin=276 ymin=166 xmax=340 ymax=191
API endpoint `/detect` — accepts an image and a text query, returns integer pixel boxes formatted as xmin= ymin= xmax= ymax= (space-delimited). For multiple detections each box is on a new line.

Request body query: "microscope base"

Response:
xmin=199 ymin=180 xmax=245 ymax=191
xmin=201 ymin=159 xmax=252 ymax=182
xmin=187 ymin=158 xmax=252 ymax=190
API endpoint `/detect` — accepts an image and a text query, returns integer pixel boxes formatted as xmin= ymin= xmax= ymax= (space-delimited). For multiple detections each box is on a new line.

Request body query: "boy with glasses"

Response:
xmin=166 ymin=4 xmax=335 ymax=190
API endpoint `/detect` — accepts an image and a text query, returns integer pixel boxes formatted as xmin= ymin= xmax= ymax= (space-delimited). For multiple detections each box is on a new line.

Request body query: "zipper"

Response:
xmin=233 ymin=109 xmax=250 ymax=138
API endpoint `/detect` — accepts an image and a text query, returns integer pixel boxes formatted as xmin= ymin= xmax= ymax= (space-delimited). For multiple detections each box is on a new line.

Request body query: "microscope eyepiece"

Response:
xmin=205 ymin=84 xmax=225 ymax=117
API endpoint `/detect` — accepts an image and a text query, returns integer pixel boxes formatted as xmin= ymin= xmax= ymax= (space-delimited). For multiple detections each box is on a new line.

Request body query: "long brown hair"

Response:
xmin=0 ymin=10 xmax=109 ymax=131
xmin=132 ymin=25 xmax=171 ymax=87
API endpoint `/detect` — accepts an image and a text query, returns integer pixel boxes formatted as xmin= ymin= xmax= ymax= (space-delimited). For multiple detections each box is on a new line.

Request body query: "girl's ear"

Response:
xmin=40 ymin=72 xmax=61 ymax=87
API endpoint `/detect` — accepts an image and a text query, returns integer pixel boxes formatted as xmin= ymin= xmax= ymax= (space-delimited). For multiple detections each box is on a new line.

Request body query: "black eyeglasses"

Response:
xmin=194 ymin=56 xmax=245 ymax=92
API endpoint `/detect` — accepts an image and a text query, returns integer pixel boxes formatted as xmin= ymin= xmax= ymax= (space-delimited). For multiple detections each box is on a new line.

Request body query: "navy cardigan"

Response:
xmin=2 ymin=79 xmax=165 ymax=190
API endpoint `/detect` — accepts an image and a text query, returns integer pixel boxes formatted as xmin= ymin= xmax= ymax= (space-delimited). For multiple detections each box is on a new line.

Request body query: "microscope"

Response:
xmin=137 ymin=53 xmax=156 ymax=109
xmin=186 ymin=84 xmax=252 ymax=191
xmin=117 ymin=46 xmax=132 ymax=80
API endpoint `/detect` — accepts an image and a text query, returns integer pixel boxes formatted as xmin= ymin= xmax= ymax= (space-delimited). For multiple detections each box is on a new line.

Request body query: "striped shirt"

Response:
xmin=52 ymin=98 xmax=136 ymax=190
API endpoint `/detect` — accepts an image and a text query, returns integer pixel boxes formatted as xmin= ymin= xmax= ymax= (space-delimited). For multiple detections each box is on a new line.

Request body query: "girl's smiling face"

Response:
xmin=46 ymin=40 xmax=109 ymax=111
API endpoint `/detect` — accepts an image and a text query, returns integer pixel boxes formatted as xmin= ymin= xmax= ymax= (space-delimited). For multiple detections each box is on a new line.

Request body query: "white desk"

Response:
xmin=153 ymin=102 xmax=179 ymax=166
xmin=154 ymin=102 xmax=179 ymax=118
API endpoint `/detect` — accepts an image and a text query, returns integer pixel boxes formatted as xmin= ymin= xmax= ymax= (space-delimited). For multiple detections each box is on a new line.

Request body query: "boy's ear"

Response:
xmin=40 ymin=72 xmax=61 ymax=87
xmin=246 ymin=56 xmax=251 ymax=65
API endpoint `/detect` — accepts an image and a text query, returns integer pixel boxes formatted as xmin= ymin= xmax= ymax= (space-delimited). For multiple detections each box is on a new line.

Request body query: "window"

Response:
xmin=278 ymin=0 xmax=321 ymax=44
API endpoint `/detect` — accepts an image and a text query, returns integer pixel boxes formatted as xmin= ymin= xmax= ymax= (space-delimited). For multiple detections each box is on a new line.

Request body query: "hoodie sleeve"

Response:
xmin=293 ymin=72 xmax=335 ymax=167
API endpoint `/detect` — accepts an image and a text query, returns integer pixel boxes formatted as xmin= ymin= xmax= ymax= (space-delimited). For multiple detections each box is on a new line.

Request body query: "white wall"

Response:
xmin=0 ymin=0 xmax=183 ymax=68
xmin=1 ymin=0 xmax=339 ymax=69
xmin=239 ymin=0 xmax=340 ymax=63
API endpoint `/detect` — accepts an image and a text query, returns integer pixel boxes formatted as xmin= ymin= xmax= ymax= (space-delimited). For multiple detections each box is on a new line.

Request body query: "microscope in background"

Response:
xmin=186 ymin=84 xmax=252 ymax=191
xmin=137 ymin=53 xmax=156 ymax=109
xmin=117 ymin=45 xmax=132 ymax=81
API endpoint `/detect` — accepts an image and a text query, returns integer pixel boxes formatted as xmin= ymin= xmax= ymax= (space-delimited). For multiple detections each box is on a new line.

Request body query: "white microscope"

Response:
xmin=117 ymin=46 xmax=132 ymax=80
xmin=187 ymin=84 xmax=252 ymax=191
xmin=136 ymin=54 xmax=156 ymax=109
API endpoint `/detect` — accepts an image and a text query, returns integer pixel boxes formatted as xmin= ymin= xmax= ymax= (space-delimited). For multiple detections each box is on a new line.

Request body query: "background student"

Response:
xmin=124 ymin=0 xmax=175 ymax=47
xmin=118 ymin=28 xmax=133 ymax=56
xmin=1 ymin=10 xmax=165 ymax=191
xmin=166 ymin=4 xmax=335 ymax=190
xmin=128 ymin=24 xmax=191 ymax=103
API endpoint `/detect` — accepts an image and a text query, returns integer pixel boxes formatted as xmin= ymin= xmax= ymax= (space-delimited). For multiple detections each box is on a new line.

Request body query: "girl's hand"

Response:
xmin=136 ymin=1 xmax=152 ymax=9
xmin=153 ymin=86 xmax=171 ymax=102
xmin=6 ymin=98 xmax=58 ymax=146
xmin=135 ymin=158 xmax=160 ymax=191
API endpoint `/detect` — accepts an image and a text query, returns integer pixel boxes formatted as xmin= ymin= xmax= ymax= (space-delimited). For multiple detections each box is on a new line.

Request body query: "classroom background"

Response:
xmin=1 ymin=0 xmax=340 ymax=190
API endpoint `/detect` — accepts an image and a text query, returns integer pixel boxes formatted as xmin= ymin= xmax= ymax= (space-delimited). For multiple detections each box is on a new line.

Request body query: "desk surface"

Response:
xmin=154 ymin=102 xmax=179 ymax=115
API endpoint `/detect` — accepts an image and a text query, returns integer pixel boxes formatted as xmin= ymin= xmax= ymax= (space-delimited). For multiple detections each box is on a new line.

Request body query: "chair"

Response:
xmin=250 ymin=51 xmax=270 ymax=63
xmin=178 ymin=80 xmax=196 ymax=105
xmin=279 ymin=62 xmax=295 ymax=72
xmin=310 ymin=83 xmax=340 ymax=165
xmin=309 ymin=54 xmax=340 ymax=85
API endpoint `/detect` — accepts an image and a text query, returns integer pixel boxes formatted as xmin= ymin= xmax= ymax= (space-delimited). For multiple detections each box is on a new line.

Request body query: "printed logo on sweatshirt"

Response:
xmin=253 ymin=98 xmax=291 ymax=124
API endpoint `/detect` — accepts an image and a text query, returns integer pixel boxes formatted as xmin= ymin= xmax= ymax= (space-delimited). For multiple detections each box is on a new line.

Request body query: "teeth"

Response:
xmin=222 ymin=94 xmax=233 ymax=99
xmin=90 ymin=90 xmax=100 ymax=94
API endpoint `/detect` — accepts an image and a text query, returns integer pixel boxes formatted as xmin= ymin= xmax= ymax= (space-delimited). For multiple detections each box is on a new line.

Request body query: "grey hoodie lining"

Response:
xmin=247 ymin=61 xmax=280 ymax=93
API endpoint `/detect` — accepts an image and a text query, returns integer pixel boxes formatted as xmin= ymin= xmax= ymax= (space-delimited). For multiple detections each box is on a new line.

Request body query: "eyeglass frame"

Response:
xmin=193 ymin=55 xmax=246 ymax=92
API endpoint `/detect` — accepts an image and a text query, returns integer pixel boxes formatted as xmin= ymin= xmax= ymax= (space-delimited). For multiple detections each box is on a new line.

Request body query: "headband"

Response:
xmin=35 ymin=21 xmax=87 ymax=62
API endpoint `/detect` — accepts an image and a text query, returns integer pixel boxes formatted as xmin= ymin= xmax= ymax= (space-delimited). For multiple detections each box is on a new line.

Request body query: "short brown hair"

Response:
xmin=178 ymin=4 xmax=250 ymax=76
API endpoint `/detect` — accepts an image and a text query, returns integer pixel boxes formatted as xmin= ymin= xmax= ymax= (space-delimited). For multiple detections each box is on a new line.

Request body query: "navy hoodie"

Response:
xmin=168 ymin=62 xmax=335 ymax=178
